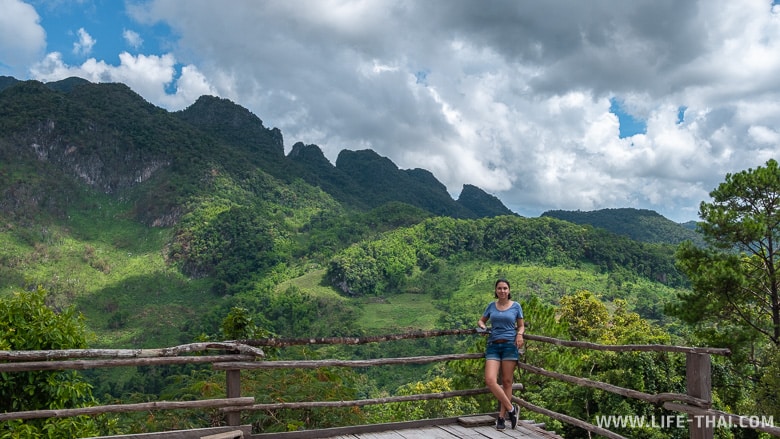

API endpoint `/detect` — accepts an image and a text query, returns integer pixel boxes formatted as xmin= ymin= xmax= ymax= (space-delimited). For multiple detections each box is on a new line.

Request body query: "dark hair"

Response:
xmin=494 ymin=278 xmax=511 ymax=299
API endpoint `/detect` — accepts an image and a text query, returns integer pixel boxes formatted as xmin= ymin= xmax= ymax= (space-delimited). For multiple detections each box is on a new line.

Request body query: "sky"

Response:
xmin=2 ymin=1 xmax=780 ymax=223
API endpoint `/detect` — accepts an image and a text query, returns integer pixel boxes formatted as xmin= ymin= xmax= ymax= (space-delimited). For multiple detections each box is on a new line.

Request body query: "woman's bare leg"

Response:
xmin=485 ymin=359 xmax=513 ymax=417
xmin=500 ymin=359 xmax=517 ymax=408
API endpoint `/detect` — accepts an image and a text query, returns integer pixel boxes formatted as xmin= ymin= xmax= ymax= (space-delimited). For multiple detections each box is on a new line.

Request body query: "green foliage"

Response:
xmin=247 ymin=367 xmax=367 ymax=432
xmin=128 ymin=364 xmax=368 ymax=433
xmin=328 ymin=215 xmax=685 ymax=297
xmin=754 ymin=347 xmax=780 ymax=419
xmin=261 ymin=285 xmax=356 ymax=336
xmin=0 ymin=287 xmax=118 ymax=437
xmin=167 ymin=171 xmax=338 ymax=287
xmin=673 ymin=159 xmax=780 ymax=348
xmin=558 ymin=291 xmax=611 ymax=341
xmin=368 ymin=376 xmax=479 ymax=422
xmin=355 ymin=293 xmax=441 ymax=332
xmin=552 ymin=292 xmax=688 ymax=439
xmin=5 ymin=79 xmax=775 ymax=436
xmin=190 ymin=282 xmax=360 ymax=341
xmin=671 ymin=159 xmax=780 ymax=426
xmin=301 ymin=202 xmax=431 ymax=267
xmin=328 ymin=229 xmax=419 ymax=296
xmin=543 ymin=208 xmax=705 ymax=246
xmin=180 ymin=205 xmax=282 ymax=283
xmin=221 ymin=307 xmax=260 ymax=340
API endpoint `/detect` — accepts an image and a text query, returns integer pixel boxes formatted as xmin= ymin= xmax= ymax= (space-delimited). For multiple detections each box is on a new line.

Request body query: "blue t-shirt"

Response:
xmin=482 ymin=301 xmax=523 ymax=342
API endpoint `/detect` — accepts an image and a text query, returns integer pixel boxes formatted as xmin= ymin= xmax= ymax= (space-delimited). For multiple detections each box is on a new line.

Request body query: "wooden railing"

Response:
xmin=1 ymin=330 xmax=778 ymax=438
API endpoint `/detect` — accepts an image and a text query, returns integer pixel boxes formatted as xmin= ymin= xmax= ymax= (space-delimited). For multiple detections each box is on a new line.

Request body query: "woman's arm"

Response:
xmin=515 ymin=318 xmax=525 ymax=348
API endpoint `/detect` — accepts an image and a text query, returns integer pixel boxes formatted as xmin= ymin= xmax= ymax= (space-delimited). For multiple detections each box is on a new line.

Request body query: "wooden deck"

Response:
xmin=248 ymin=415 xmax=563 ymax=439
xmin=93 ymin=416 xmax=563 ymax=439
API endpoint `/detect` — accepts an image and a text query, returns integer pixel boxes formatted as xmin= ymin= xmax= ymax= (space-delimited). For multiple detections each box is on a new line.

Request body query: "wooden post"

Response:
xmin=226 ymin=369 xmax=241 ymax=426
xmin=686 ymin=353 xmax=712 ymax=439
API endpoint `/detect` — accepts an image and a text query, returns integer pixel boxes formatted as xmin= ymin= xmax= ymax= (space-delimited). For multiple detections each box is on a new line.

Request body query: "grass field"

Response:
xmin=356 ymin=293 xmax=441 ymax=331
xmin=280 ymin=269 xmax=441 ymax=332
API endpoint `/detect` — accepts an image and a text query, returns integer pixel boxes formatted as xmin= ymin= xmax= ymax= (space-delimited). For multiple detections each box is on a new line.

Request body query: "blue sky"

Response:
xmin=40 ymin=3 xmax=140 ymax=61
xmin=24 ymin=2 xmax=142 ymax=63
xmin=609 ymin=98 xmax=647 ymax=139
xmin=3 ymin=0 xmax=780 ymax=223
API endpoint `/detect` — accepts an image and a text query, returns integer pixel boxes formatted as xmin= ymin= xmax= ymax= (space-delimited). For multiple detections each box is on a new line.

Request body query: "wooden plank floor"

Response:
xmin=308 ymin=424 xmax=560 ymax=439
xmin=250 ymin=417 xmax=563 ymax=439
xmin=320 ymin=422 xmax=559 ymax=439
xmin=89 ymin=416 xmax=563 ymax=439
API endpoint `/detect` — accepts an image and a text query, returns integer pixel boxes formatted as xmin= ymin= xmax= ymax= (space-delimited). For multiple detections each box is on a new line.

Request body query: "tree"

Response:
xmin=371 ymin=376 xmax=478 ymax=422
xmin=558 ymin=291 xmax=611 ymax=341
xmin=0 ymin=287 xmax=118 ymax=437
xmin=673 ymin=159 xmax=780 ymax=348
xmin=221 ymin=306 xmax=260 ymax=340
xmin=555 ymin=292 xmax=686 ymax=439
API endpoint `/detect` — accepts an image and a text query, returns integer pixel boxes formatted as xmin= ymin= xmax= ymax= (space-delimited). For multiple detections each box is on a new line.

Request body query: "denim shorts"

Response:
xmin=485 ymin=341 xmax=519 ymax=361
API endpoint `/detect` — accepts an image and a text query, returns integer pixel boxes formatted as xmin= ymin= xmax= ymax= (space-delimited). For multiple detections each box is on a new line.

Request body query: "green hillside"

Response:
xmin=0 ymin=75 xmax=699 ymax=349
xmin=542 ymin=208 xmax=705 ymax=246
xmin=4 ymin=76 xmax=770 ymax=437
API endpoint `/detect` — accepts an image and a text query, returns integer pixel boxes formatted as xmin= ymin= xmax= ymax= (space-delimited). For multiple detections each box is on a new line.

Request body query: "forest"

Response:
xmin=0 ymin=77 xmax=778 ymax=438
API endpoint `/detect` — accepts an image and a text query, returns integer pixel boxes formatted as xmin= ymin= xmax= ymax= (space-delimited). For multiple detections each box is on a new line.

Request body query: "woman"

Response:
xmin=477 ymin=278 xmax=524 ymax=430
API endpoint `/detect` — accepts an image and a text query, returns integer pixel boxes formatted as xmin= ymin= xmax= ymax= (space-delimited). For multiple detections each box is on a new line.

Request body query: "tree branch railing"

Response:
xmin=1 ymin=329 xmax=778 ymax=438
xmin=221 ymin=385 xmax=523 ymax=413
xmin=523 ymin=334 xmax=732 ymax=356
xmin=512 ymin=396 xmax=628 ymax=439
xmin=0 ymin=355 xmax=257 ymax=372
xmin=515 ymin=361 xmax=710 ymax=408
xmin=235 ymin=329 xmax=471 ymax=348
xmin=0 ymin=398 xmax=256 ymax=422
xmin=0 ymin=341 xmax=265 ymax=361
xmin=211 ymin=352 xmax=484 ymax=371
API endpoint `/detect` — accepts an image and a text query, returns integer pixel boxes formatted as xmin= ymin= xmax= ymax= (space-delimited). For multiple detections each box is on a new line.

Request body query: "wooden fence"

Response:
xmin=1 ymin=330 xmax=778 ymax=438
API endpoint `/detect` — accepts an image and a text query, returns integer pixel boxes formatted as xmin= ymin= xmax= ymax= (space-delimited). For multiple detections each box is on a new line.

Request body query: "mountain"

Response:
xmin=0 ymin=76 xmax=511 ymax=223
xmin=541 ymin=208 xmax=704 ymax=246
xmin=334 ymin=149 xmax=477 ymax=218
xmin=287 ymin=141 xmax=371 ymax=209
xmin=2 ymin=77 xmax=766 ymax=438
xmin=457 ymin=184 xmax=515 ymax=218
xmin=176 ymin=95 xmax=285 ymax=157
xmin=1 ymin=78 xmax=237 ymax=226
xmin=0 ymin=75 xmax=691 ymax=360
xmin=0 ymin=76 xmax=18 ymax=91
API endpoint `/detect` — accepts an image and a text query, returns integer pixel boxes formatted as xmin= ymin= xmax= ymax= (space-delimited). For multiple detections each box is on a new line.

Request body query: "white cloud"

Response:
xmin=123 ymin=29 xmax=143 ymax=50
xmin=30 ymin=51 xmax=216 ymax=110
xmin=125 ymin=1 xmax=780 ymax=221
xmin=73 ymin=28 xmax=95 ymax=56
xmin=748 ymin=126 xmax=780 ymax=145
xmin=13 ymin=0 xmax=780 ymax=222
xmin=0 ymin=0 xmax=46 ymax=76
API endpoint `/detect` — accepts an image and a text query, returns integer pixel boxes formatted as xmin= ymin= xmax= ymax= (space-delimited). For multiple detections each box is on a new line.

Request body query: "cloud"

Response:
xmin=72 ymin=28 xmax=95 ymax=56
xmin=30 ymin=51 xmax=216 ymax=110
xmin=14 ymin=0 xmax=780 ymax=222
xmin=0 ymin=0 xmax=46 ymax=76
xmin=748 ymin=125 xmax=780 ymax=145
xmin=123 ymin=29 xmax=143 ymax=50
